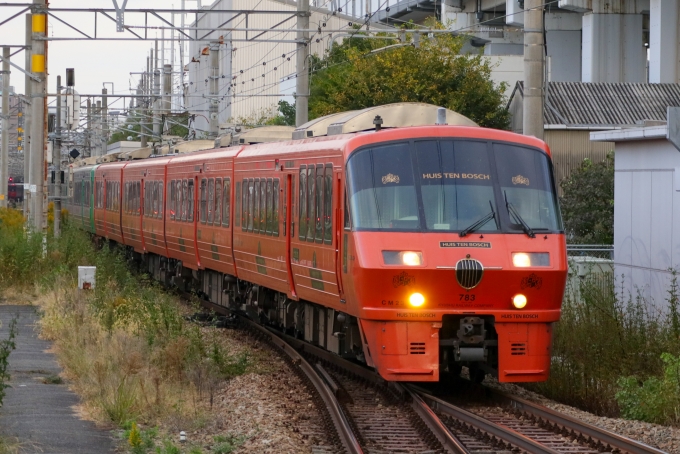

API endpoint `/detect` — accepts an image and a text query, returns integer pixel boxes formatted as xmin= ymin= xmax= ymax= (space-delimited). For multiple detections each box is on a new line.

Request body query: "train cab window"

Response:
xmin=253 ymin=179 xmax=261 ymax=233
xmin=344 ymin=190 xmax=351 ymax=229
xmin=200 ymin=178 xmax=207 ymax=223
xmin=168 ymin=180 xmax=175 ymax=220
xmin=237 ymin=181 xmax=243 ymax=230
xmin=180 ymin=180 xmax=187 ymax=221
xmin=214 ymin=178 xmax=222 ymax=226
xmin=315 ymin=165 xmax=323 ymax=243
xmin=347 ymin=142 xmax=418 ymax=230
xmin=416 ymin=140 xmax=496 ymax=232
xmin=187 ymin=179 xmax=195 ymax=222
xmin=324 ymin=165 xmax=333 ymax=244
xmin=153 ymin=182 xmax=159 ymax=218
xmin=272 ymin=179 xmax=279 ymax=237
xmin=144 ymin=182 xmax=150 ymax=217
xmin=208 ymin=178 xmax=215 ymax=225
xmin=247 ymin=179 xmax=254 ymax=232
xmin=493 ymin=143 xmax=562 ymax=232
xmin=222 ymin=178 xmax=230 ymax=228
xmin=265 ymin=179 xmax=273 ymax=235
xmin=298 ymin=167 xmax=306 ymax=240
xmin=306 ymin=166 xmax=316 ymax=242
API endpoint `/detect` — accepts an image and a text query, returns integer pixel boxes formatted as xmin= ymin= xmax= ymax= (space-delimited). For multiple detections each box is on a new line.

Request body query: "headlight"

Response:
xmin=512 ymin=294 xmax=527 ymax=309
xmin=382 ymin=251 xmax=423 ymax=266
xmin=409 ymin=293 xmax=425 ymax=307
xmin=512 ymin=252 xmax=550 ymax=267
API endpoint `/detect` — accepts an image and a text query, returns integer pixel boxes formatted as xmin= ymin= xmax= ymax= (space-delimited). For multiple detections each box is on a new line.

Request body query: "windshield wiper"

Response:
xmin=505 ymin=191 xmax=535 ymax=238
xmin=459 ymin=200 xmax=497 ymax=237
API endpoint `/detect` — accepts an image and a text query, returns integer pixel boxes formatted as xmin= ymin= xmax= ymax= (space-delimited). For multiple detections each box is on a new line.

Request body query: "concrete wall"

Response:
xmin=613 ymin=138 xmax=680 ymax=312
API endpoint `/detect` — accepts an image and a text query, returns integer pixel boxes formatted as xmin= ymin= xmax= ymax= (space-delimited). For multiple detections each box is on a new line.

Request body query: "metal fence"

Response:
xmin=566 ymin=244 xmax=614 ymax=260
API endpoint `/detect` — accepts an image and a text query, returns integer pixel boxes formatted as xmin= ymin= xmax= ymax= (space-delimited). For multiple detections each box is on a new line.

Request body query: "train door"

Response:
xmin=193 ymin=174 xmax=201 ymax=268
xmin=140 ymin=177 xmax=146 ymax=251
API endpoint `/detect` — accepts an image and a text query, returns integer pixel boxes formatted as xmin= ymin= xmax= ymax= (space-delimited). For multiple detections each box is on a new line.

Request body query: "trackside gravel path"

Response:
xmin=0 ymin=305 xmax=115 ymax=454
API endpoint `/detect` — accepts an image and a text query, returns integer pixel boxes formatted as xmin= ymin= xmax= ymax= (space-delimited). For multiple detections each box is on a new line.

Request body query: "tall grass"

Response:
xmin=0 ymin=209 xmax=250 ymax=431
xmin=532 ymin=265 xmax=680 ymax=420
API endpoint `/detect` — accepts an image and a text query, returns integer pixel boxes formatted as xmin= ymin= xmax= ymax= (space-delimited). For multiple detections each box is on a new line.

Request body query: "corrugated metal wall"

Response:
xmin=546 ymin=130 xmax=614 ymax=195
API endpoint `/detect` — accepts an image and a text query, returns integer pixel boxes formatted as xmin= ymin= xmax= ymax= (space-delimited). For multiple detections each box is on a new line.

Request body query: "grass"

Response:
xmin=531 ymin=263 xmax=680 ymax=423
xmin=0 ymin=209 xmax=254 ymax=452
xmin=0 ymin=436 xmax=19 ymax=454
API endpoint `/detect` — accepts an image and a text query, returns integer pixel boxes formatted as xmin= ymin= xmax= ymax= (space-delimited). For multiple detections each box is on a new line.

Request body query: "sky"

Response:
xmin=0 ymin=0 xmax=198 ymax=112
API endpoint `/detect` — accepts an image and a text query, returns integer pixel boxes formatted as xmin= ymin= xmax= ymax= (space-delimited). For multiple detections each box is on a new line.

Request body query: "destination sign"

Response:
xmin=440 ymin=241 xmax=491 ymax=248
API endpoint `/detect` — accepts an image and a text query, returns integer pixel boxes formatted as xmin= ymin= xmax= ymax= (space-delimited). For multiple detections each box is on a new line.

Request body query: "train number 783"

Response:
xmin=459 ymin=294 xmax=476 ymax=301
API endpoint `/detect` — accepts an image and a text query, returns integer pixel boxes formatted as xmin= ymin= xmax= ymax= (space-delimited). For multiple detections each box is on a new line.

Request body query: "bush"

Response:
xmin=532 ymin=266 xmax=680 ymax=419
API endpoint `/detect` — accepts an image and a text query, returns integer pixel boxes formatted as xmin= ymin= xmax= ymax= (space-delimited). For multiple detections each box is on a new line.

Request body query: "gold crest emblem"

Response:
xmin=512 ymin=175 xmax=530 ymax=186
xmin=382 ymin=173 xmax=400 ymax=184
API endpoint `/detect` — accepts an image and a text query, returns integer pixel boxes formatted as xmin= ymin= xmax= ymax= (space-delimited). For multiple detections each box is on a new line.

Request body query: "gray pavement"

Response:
xmin=0 ymin=305 xmax=116 ymax=453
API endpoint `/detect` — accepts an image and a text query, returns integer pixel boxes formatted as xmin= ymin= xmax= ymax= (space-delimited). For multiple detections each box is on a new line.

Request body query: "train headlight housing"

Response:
xmin=409 ymin=292 xmax=425 ymax=307
xmin=382 ymin=251 xmax=423 ymax=266
xmin=512 ymin=252 xmax=550 ymax=267
xmin=512 ymin=294 xmax=528 ymax=309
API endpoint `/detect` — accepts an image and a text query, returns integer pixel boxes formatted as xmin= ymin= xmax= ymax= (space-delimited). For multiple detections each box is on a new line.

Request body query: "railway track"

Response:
xmin=192 ymin=302 xmax=668 ymax=454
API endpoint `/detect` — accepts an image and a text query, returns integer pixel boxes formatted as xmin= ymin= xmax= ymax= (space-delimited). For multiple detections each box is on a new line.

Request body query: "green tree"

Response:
xmin=309 ymin=25 xmax=510 ymax=129
xmin=266 ymin=101 xmax=296 ymax=126
xmin=560 ymin=154 xmax=614 ymax=244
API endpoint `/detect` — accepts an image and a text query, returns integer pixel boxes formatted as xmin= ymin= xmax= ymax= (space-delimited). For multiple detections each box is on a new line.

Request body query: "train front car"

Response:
xmin=343 ymin=126 xmax=567 ymax=383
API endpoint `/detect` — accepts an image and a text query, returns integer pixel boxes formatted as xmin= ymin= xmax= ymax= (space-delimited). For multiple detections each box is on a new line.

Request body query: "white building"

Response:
xmin=186 ymin=0 xmax=394 ymax=134
xmin=591 ymin=108 xmax=680 ymax=311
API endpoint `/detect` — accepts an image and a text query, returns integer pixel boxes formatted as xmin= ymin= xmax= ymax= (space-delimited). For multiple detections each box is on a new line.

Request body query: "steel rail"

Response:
xmin=192 ymin=300 xmax=363 ymax=454
xmin=415 ymin=389 xmax=562 ymax=454
xmin=491 ymin=390 xmax=667 ymax=454
xmin=278 ymin=331 xmax=467 ymax=454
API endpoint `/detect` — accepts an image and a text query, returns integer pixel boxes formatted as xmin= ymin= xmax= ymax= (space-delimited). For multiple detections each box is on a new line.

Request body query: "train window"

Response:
xmin=169 ymin=180 xmax=175 ymax=220
xmin=116 ymin=182 xmax=119 ymax=212
xmin=145 ymin=182 xmax=150 ymax=217
xmin=416 ymin=140 xmax=496 ymax=232
xmin=223 ymin=178 xmax=231 ymax=228
xmin=154 ymin=182 xmax=159 ymax=218
xmin=493 ymin=143 xmax=562 ymax=231
xmin=181 ymin=180 xmax=187 ymax=221
xmin=158 ymin=182 xmax=163 ymax=219
xmin=260 ymin=179 xmax=267 ymax=235
xmin=315 ymin=164 xmax=323 ymax=243
xmin=324 ymin=165 xmax=333 ymax=244
xmin=122 ymin=183 xmax=126 ymax=213
xmin=136 ymin=182 xmax=141 ymax=216
xmin=208 ymin=178 xmax=215 ymax=225
xmin=247 ymin=179 xmax=254 ymax=232
xmin=344 ymin=190 xmax=351 ymax=229
xmin=214 ymin=178 xmax=222 ymax=226
xmin=187 ymin=179 xmax=194 ymax=222
xmin=200 ymin=178 xmax=207 ymax=224
xmin=237 ymin=180 xmax=244 ymax=230
xmin=298 ymin=167 xmax=306 ymax=240
xmin=253 ymin=179 xmax=261 ymax=233
xmin=307 ymin=166 xmax=316 ymax=242
xmin=347 ymin=143 xmax=418 ymax=230
xmin=272 ymin=179 xmax=279 ymax=237
xmin=265 ymin=179 xmax=273 ymax=235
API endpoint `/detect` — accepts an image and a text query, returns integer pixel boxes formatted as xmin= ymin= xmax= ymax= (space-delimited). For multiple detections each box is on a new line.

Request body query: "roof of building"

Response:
xmin=510 ymin=81 xmax=680 ymax=127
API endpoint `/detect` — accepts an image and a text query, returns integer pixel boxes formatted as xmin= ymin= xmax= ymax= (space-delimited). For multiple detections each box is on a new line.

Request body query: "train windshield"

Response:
xmin=346 ymin=140 xmax=562 ymax=233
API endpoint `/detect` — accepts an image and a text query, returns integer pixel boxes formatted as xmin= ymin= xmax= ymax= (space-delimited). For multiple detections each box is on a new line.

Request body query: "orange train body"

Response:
xmin=79 ymin=125 xmax=566 ymax=383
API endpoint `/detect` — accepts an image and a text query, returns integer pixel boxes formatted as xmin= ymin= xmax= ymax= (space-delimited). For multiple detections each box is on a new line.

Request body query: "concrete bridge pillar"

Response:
xmin=649 ymin=0 xmax=680 ymax=83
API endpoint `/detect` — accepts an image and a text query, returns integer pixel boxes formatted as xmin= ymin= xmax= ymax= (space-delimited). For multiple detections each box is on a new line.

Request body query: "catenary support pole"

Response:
xmin=23 ymin=13 xmax=31 ymax=218
xmin=153 ymin=69 xmax=160 ymax=140
xmin=522 ymin=0 xmax=544 ymax=140
xmin=1 ymin=47 xmax=9 ymax=208
xmin=86 ymin=98 xmax=91 ymax=156
xmin=295 ymin=0 xmax=309 ymax=127
xmin=163 ymin=63 xmax=171 ymax=117
xmin=95 ymin=100 xmax=101 ymax=157
xmin=54 ymin=74 xmax=61 ymax=237
xmin=30 ymin=0 xmax=47 ymax=231
xmin=208 ymin=41 xmax=219 ymax=138
xmin=102 ymin=87 xmax=108 ymax=154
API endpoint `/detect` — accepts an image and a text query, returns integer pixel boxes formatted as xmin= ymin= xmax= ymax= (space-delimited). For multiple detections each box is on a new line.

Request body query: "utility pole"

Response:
xmin=30 ymin=0 xmax=47 ymax=231
xmin=522 ymin=0 xmax=544 ymax=140
xmin=163 ymin=63 xmax=171 ymax=120
xmin=23 ymin=13 xmax=31 ymax=218
xmin=295 ymin=0 xmax=309 ymax=127
xmin=95 ymin=100 xmax=102 ymax=156
xmin=102 ymin=88 xmax=108 ymax=155
xmin=86 ymin=98 xmax=91 ymax=156
xmin=54 ymin=74 xmax=61 ymax=237
xmin=208 ymin=42 xmax=219 ymax=138
xmin=1 ymin=47 xmax=9 ymax=208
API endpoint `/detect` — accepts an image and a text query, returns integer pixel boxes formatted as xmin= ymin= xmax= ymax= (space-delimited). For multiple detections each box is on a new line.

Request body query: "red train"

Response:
xmin=7 ymin=178 xmax=23 ymax=205
xmin=66 ymin=103 xmax=567 ymax=383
